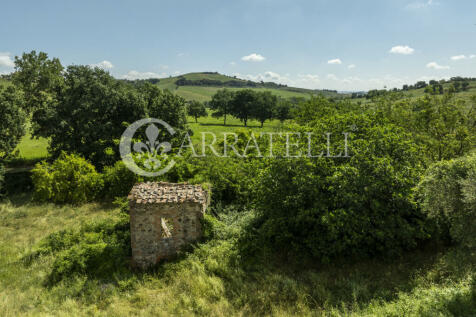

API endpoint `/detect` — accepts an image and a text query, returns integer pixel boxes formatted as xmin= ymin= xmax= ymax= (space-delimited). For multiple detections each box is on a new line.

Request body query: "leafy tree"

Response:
xmin=138 ymin=82 xmax=187 ymax=131
xmin=413 ymin=95 xmax=475 ymax=161
xmin=44 ymin=66 xmax=188 ymax=168
xmin=274 ymin=98 xmax=292 ymax=122
xmin=209 ymin=89 xmax=234 ymax=125
xmin=0 ymin=86 xmax=26 ymax=158
xmin=230 ymin=89 xmax=257 ymax=127
xmin=12 ymin=50 xmax=63 ymax=138
xmin=252 ymin=91 xmax=277 ymax=127
xmin=461 ymin=81 xmax=470 ymax=91
xmin=187 ymin=100 xmax=207 ymax=123
xmin=46 ymin=66 xmax=147 ymax=167
xmin=453 ymin=81 xmax=461 ymax=92
xmin=417 ymin=152 xmax=476 ymax=248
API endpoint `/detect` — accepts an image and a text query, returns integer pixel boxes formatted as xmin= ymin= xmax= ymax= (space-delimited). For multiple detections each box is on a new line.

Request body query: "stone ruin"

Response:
xmin=128 ymin=181 xmax=209 ymax=269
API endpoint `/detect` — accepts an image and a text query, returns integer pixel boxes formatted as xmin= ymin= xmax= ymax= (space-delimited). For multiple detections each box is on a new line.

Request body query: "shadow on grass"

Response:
xmin=197 ymin=122 xmax=265 ymax=128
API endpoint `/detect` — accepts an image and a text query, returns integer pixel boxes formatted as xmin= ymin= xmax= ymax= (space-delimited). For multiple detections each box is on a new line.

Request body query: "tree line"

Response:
xmin=187 ymin=89 xmax=301 ymax=127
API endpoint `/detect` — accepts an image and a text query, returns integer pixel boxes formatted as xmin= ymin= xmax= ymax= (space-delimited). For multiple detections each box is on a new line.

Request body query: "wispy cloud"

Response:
xmin=89 ymin=60 xmax=114 ymax=69
xmin=389 ymin=45 xmax=415 ymax=55
xmin=405 ymin=0 xmax=437 ymax=10
xmin=451 ymin=55 xmax=467 ymax=61
xmin=450 ymin=54 xmax=475 ymax=61
xmin=426 ymin=62 xmax=450 ymax=70
xmin=229 ymin=61 xmax=236 ymax=66
xmin=241 ymin=53 xmax=266 ymax=62
xmin=122 ymin=70 xmax=166 ymax=80
xmin=0 ymin=53 xmax=15 ymax=68
xmin=328 ymin=58 xmax=342 ymax=65
xmin=348 ymin=64 xmax=356 ymax=69
xmin=234 ymin=71 xmax=291 ymax=84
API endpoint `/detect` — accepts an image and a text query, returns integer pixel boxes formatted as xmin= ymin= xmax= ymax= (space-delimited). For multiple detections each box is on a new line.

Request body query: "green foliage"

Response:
xmin=187 ymin=100 xmax=207 ymax=123
xmin=27 ymin=211 xmax=130 ymax=284
xmin=247 ymin=113 xmax=428 ymax=262
xmin=417 ymin=152 xmax=476 ymax=248
xmin=102 ymin=161 xmax=142 ymax=199
xmin=0 ymin=85 xmax=26 ymax=158
xmin=252 ymin=90 xmax=277 ymax=127
xmin=31 ymin=153 xmax=103 ymax=204
xmin=229 ymin=89 xmax=256 ymax=126
xmin=0 ymin=164 xmax=4 ymax=195
xmin=12 ymin=50 xmax=64 ymax=138
xmin=208 ymin=88 xmax=234 ymax=125
xmin=46 ymin=65 xmax=148 ymax=167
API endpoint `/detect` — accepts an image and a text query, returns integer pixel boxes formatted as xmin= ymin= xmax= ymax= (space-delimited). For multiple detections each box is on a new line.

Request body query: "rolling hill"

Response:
xmin=151 ymin=72 xmax=348 ymax=102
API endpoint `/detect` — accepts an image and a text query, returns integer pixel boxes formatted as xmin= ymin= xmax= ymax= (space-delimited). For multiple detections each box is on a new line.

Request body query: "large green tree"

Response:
xmin=230 ymin=89 xmax=257 ymax=127
xmin=252 ymin=91 xmax=277 ymax=127
xmin=12 ymin=51 xmax=63 ymax=138
xmin=209 ymin=88 xmax=234 ymax=125
xmin=46 ymin=66 xmax=146 ymax=168
xmin=45 ymin=66 xmax=188 ymax=168
xmin=187 ymin=100 xmax=207 ymax=123
xmin=0 ymin=86 xmax=26 ymax=158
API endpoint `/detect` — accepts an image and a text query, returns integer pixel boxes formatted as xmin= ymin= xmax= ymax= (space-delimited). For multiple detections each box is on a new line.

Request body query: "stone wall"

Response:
xmin=128 ymin=182 xmax=208 ymax=269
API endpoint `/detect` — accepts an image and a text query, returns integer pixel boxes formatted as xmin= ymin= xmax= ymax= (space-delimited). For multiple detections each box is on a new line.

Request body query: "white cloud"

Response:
xmin=348 ymin=64 xmax=356 ymax=69
xmin=405 ymin=0 xmax=437 ymax=10
xmin=327 ymin=74 xmax=338 ymax=80
xmin=0 ymin=53 xmax=14 ymax=68
xmin=229 ymin=61 xmax=236 ymax=66
xmin=451 ymin=55 xmax=467 ymax=61
xmin=426 ymin=62 xmax=450 ymax=70
xmin=471 ymin=55 xmax=476 ymax=59
xmin=327 ymin=58 xmax=342 ymax=65
xmin=160 ymin=65 xmax=169 ymax=70
xmin=89 ymin=60 xmax=114 ymax=69
xmin=121 ymin=70 xmax=166 ymax=80
xmin=234 ymin=71 xmax=292 ymax=85
xmin=389 ymin=45 xmax=415 ymax=55
xmin=241 ymin=53 xmax=266 ymax=62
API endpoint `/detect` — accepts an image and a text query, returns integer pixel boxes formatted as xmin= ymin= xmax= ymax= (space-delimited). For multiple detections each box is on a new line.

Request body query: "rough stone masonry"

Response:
xmin=128 ymin=181 xmax=209 ymax=269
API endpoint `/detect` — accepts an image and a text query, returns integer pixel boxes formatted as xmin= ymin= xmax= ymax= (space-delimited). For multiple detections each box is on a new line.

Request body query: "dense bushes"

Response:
xmin=246 ymin=114 xmax=428 ymax=262
xmin=31 ymin=153 xmax=103 ymax=204
xmin=26 ymin=209 xmax=130 ymax=284
xmin=417 ymin=152 xmax=476 ymax=248
xmin=102 ymin=161 xmax=141 ymax=199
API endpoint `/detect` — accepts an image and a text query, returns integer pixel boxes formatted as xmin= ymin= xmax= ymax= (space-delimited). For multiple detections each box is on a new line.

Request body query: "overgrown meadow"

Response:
xmin=0 ymin=51 xmax=475 ymax=316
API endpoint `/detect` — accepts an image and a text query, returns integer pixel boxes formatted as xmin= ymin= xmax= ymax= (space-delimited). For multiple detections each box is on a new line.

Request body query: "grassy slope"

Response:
xmin=354 ymin=80 xmax=476 ymax=104
xmin=156 ymin=72 xmax=342 ymax=102
xmin=0 ymin=198 xmax=474 ymax=316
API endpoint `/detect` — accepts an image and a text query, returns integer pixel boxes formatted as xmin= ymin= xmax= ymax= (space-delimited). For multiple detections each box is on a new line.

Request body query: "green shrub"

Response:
xmin=417 ymin=152 xmax=476 ymax=248
xmin=0 ymin=164 xmax=4 ymax=196
xmin=31 ymin=153 xmax=103 ymax=204
xmin=247 ymin=114 xmax=428 ymax=262
xmin=102 ymin=161 xmax=141 ymax=198
xmin=26 ymin=211 xmax=130 ymax=284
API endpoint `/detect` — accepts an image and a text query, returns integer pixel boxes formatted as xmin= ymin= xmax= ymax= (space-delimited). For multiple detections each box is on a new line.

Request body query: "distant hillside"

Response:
xmin=149 ymin=72 xmax=347 ymax=102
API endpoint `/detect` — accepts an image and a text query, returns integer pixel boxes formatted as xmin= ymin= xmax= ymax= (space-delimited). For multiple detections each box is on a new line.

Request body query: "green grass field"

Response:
xmin=0 ymin=197 xmax=474 ymax=316
xmin=156 ymin=72 xmax=341 ymax=102
xmin=12 ymin=113 xmax=281 ymax=163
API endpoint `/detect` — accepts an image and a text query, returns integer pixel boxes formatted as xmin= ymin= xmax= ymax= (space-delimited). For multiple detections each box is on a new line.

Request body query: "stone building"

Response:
xmin=128 ymin=181 xmax=209 ymax=269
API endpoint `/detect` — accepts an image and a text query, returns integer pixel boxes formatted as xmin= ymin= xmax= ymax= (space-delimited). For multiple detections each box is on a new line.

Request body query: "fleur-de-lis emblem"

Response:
xmin=132 ymin=124 xmax=172 ymax=170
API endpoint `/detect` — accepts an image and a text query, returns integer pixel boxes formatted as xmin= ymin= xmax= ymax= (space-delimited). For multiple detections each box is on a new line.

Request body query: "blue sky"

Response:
xmin=1 ymin=0 xmax=475 ymax=91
